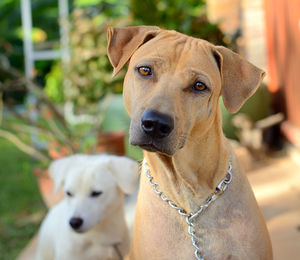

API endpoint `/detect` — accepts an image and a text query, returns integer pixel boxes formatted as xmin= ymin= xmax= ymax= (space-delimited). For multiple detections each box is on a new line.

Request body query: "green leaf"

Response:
xmin=74 ymin=0 xmax=103 ymax=7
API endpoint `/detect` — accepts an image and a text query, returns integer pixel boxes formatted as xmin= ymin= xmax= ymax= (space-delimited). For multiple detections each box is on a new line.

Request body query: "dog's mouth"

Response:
xmin=134 ymin=142 xmax=175 ymax=156
xmin=129 ymin=130 xmax=184 ymax=156
xmin=69 ymin=224 xmax=86 ymax=234
xmin=139 ymin=143 xmax=160 ymax=152
xmin=72 ymin=228 xmax=85 ymax=234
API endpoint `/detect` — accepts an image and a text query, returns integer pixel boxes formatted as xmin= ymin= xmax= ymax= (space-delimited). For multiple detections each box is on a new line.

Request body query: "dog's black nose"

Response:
xmin=69 ymin=217 xmax=83 ymax=230
xmin=141 ymin=110 xmax=174 ymax=138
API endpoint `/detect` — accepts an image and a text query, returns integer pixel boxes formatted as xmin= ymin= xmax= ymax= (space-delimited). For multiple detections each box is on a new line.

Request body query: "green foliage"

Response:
xmin=130 ymin=0 xmax=225 ymax=44
xmin=0 ymin=0 xmax=24 ymax=70
xmin=0 ymin=0 xmax=60 ymax=72
xmin=15 ymin=27 xmax=48 ymax=43
xmin=47 ymin=8 xmax=129 ymax=109
xmin=44 ymin=63 xmax=64 ymax=103
xmin=74 ymin=0 xmax=129 ymax=17
xmin=75 ymin=0 xmax=104 ymax=6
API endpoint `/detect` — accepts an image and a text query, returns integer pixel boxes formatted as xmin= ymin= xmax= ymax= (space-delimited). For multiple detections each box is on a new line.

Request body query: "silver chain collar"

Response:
xmin=144 ymin=161 xmax=233 ymax=260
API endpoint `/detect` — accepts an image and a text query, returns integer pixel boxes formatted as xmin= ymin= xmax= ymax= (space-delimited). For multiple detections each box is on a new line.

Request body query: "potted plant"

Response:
xmin=44 ymin=7 xmax=132 ymax=156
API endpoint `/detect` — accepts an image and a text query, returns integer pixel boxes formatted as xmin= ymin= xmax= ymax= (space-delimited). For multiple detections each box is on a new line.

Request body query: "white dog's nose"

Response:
xmin=69 ymin=217 xmax=83 ymax=230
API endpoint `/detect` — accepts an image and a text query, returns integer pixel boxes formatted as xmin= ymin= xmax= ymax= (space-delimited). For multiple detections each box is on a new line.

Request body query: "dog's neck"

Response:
xmin=144 ymin=108 xmax=231 ymax=212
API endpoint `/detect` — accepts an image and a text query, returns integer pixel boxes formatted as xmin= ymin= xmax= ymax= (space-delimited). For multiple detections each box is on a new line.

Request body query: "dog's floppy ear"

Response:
xmin=214 ymin=46 xmax=265 ymax=113
xmin=107 ymin=26 xmax=160 ymax=77
xmin=49 ymin=156 xmax=74 ymax=193
xmin=105 ymin=155 xmax=140 ymax=195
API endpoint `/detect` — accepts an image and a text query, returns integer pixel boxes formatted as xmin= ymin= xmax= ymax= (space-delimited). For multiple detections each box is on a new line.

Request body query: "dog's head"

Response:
xmin=49 ymin=154 xmax=139 ymax=233
xmin=107 ymin=26 xmax=265 ymax=156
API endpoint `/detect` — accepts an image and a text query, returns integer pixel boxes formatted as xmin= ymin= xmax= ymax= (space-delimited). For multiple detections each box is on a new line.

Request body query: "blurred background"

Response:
xmin=0 ymin=0 xmax=299 ymax=259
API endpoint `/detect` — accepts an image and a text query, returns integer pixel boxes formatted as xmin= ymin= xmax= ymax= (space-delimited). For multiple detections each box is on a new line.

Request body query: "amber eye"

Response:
xmin=192 ymin=81 xmax=207 ymax=92
xmin=137 ymin=66 xmax=152 ymax=76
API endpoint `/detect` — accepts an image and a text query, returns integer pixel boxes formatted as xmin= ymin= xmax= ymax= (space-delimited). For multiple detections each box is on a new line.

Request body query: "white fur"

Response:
xmin=37 ymin=154 xmax=139 ymax=260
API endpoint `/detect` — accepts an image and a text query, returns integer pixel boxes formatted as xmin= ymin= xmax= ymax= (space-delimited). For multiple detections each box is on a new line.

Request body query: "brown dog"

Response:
xmin=107 ymin=26 xmax=273 ymax=260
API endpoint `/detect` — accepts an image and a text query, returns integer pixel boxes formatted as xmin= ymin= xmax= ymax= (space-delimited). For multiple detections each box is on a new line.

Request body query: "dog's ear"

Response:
xmin=214 ymin=46 xmax=265 ymax=113
xmin=105 ymin=155 xmax=140 ymax=195
xmin=107 ymin=26 xmax=160 ymax=77
xmin=49 ymin=157 xmax=73 ymax=193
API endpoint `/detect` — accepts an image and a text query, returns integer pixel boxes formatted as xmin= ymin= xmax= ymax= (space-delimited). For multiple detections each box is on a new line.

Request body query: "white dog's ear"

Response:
xmin=105 ymin=155 xmax=140 ymax=195
xmin=49 ymin=156 xmax=74 ymax=193
xmin=214 ymin=46 xmax=265 ymax=113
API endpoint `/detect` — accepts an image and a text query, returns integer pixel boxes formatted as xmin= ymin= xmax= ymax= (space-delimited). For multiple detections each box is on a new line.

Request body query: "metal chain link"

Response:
xmin=144 ymin=161 xmax=233 ymax=260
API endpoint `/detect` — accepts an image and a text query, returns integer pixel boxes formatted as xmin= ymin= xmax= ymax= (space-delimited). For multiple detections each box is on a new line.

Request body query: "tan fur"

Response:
xmin=107 ymin=26 xmax=272 ymax=260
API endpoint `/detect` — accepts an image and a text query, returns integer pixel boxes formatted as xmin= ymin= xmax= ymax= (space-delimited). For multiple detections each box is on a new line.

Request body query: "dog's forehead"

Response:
xmin=131 ymin=30 xmax=218 ymax=73
xmin=64 ymin=162 xmax=115 ymax=190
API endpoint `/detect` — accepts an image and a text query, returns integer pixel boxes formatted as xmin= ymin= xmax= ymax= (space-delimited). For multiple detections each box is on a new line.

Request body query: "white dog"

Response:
xmin=36 ymin=154 xmax=139 ymax=260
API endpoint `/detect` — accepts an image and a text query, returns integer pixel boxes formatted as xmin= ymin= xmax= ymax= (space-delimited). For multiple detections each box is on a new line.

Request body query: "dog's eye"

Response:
xmin=66 ymin=191 xmax=73 ymax=197
xmin=90 ymin=191 xmax=103 ymax=197
xmin=137 ymin=66 xmax=152 ymax=76
xmin=192 ymin=81 xmax=207 ymax=92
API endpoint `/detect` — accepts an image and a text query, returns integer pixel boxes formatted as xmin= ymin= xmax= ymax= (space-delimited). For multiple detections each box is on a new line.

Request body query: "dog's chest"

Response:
xmin=132 ymin=173 xmax=254 ymax=259
xmin=56 ymin=237 xmax=117 ymax=260
xmin=134 ymin=178 xmax=201 ymax=258
xmin=134 ymin=192 xmax=249 ymax=259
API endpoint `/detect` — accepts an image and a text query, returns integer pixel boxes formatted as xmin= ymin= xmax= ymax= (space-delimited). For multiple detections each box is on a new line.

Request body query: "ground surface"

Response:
xmin=0 ymin=139 xmax=46 ymax=260
xmin=247 ymin=153 xmax=300 ymax=260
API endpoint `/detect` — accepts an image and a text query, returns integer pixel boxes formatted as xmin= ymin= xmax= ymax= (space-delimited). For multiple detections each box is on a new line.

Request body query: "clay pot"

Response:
xmin=34 ymin=169 xmax=64 ymax=208
xmin=96 ymin=131 xmax=126 ymax=155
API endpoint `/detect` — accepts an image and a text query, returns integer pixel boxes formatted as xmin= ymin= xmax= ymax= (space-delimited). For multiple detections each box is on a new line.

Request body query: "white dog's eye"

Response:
xmin=90 ymin=191 xmax=103 ymax=197
xmin=66 ymin=191 xmax=73 ymax=197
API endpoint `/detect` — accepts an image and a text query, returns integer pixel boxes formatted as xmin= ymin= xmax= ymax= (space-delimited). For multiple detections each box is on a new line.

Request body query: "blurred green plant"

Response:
xmin=59 ymin=8 xmax=128 ymax=111
xmin=0 ymin=0 xmax=60 ymax=78
xmin=0 ymin=62 xmax=70 ymax=165
xmin=0 ymin=1 xmax=134 ymax=168
xmin=74 ymin=0 xmax=129 ymax=17
xmin=44 ymin=0 xmax=131 ymax=109
xmin=0 ymin=56 xmax=134 ymax=168
xmin=0 ymin=60 xmax=109 ymax=165
xmin=44 ymin=63 xmax=64 ymax=103
xmin=130 ymin=0 xmax=225 ymax=45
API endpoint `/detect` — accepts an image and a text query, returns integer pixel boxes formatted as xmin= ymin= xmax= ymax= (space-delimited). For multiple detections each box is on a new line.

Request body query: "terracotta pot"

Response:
xmin=96 ymin=131 xmax=126 ymax=155
xmin=34 ymin=169 xmax=64 ymax=208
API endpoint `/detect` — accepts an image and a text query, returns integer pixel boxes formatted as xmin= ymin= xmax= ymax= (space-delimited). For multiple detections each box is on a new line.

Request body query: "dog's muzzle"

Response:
xmin=141 ymin=110 xmax=174 ymax=139
xmin=130 ymin=109 xmax=176 ymax=155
